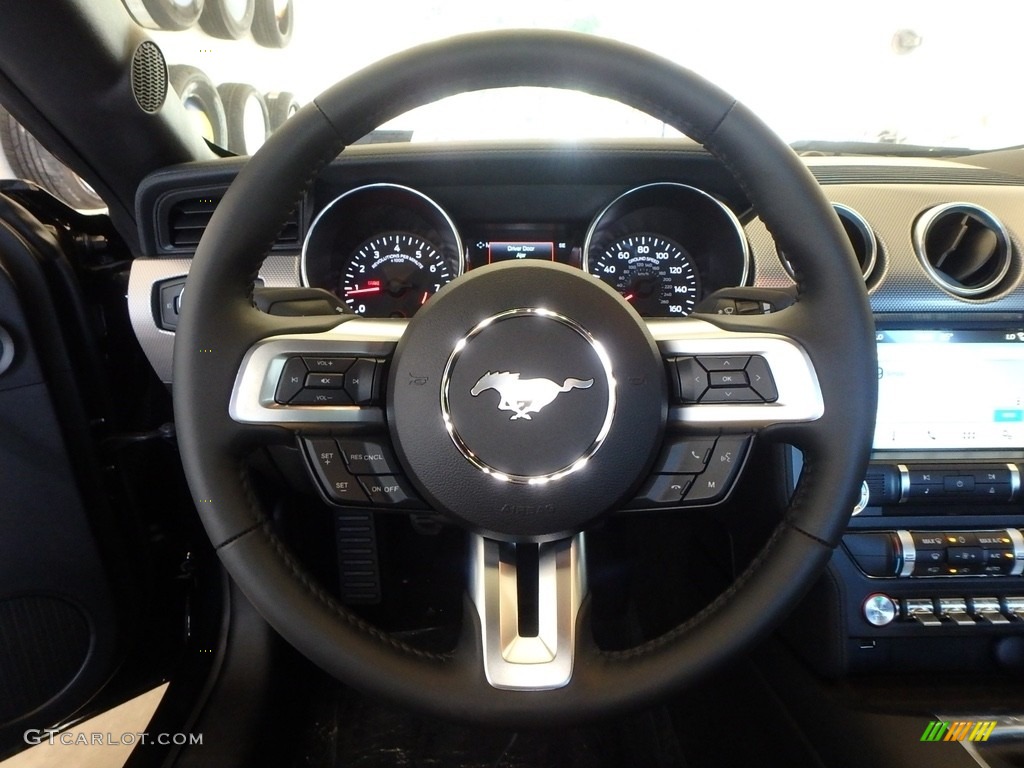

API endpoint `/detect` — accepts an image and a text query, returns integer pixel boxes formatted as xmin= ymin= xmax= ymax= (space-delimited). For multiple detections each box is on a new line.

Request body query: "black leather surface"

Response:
xmin=172 ymin=30 xmax=876 ymax=724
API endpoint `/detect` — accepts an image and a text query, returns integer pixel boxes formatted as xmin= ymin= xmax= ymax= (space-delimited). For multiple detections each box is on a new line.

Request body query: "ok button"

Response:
xmin=944 ymin=475 xmax=975 ymax=493
xmin=709 ymin=371 xmax=749 ymax=388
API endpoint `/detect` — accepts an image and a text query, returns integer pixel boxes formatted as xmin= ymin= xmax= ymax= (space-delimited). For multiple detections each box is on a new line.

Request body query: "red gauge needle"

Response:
xmin=346 ymin=286 xmax=381 ymax=296
xmin=623 ymin=293 xmax=635 ymax=302
xmin=420 ymin=292 xmax=430 ymax=305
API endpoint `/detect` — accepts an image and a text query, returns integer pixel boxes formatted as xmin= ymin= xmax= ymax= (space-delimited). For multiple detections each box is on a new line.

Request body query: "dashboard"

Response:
xmin=128 ymin=140 xmax=1024 ymax=681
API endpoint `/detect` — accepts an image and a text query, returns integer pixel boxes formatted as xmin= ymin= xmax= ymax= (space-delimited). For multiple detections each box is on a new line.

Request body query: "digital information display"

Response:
xmin=874 ymin=329 xmax=1024 ymax=451
xmin=488 ymin=241 xmax=555 ymax=262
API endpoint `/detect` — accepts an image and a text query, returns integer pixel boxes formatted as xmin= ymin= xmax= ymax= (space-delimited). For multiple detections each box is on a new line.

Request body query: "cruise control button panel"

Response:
xmin=275 ymin=356 xmax=384 ymax=405
xmin=668 ymin=355 xmax=778 ymax=404
xmin=303 ymin=438 xmax=425 ymax=509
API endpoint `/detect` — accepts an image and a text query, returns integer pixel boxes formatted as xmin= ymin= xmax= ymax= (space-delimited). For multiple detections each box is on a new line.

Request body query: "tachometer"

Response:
xmin=302 ymin=183 xmax=464 ymax=318
xmin=343 ymin=232 xmax=453 ymax=317
xmin=588 ymin=233 xmax=701 ymax=317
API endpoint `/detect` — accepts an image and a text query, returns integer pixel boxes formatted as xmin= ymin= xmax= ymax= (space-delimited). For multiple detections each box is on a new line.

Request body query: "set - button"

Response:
xmin=275 ymin=357 xmax=384 ymax=406
xmin=304 ymin=438 xmax=425 ymax=509
xmin=668 ymin=355 xmax=778 ymax=404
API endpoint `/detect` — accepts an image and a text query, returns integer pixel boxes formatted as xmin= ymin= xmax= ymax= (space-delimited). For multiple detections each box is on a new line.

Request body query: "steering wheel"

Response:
xmin=173 ymin=30 xmax=876 ymax=726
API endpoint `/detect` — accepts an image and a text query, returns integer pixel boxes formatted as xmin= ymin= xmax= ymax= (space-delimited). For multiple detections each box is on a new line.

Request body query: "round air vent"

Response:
xmin=913 ymin=203 xmax=1013 ymax=297
xmin=781 ymin=203 xmax=877 ymax=281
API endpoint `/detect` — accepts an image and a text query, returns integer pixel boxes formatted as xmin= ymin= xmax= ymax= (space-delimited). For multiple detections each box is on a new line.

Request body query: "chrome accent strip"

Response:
xmin=127 ymin=256 xmax=301 ymax=384
xmin=896 ymin=529 xmax=916 ymax=578
xmin=122 ymin=0 xmax=158 ymax=28
xmin=938 ymin=598 xmax=974 ymax=626
xmin=972 ymin=597 xmax=1010 ymax=625
xmin=440 ymin=308 xmax=615 ymax=485
xmin=650 ymin=318 xmax=823 ymax=426
xmin=905 ymin=597 xmax=941 ymax=626
xmin=912 ymin=202 xmax=1013 ymax=297
xmin=228 ymin=318 xmax=406 ymax=425
xmin=833 ymin=203 xmax=879 ymax=280
xmin=1009 ymin=528 xmax=1024 ymax=577
xmin=300 ymin=182 xmax=465 ymax=294
xmin=470 ymin=534 xmax=585 ymax=691
xmin=582 ymin=182 xmax=750 ymax=290
xmin=1009 ymin=463 xmax=1021 ymax=502
xmin=1004 ymin=597 xmax=1024 ymax=620
xmin=851 ymin=480 xmax=870 ymax=516
xmin=0 ymin=324 xmax=14 ymax=376
xmin=897 ymin=464 xmax=911 ymax=503
xmin=779 ymin=203 xmax=878 ymax=282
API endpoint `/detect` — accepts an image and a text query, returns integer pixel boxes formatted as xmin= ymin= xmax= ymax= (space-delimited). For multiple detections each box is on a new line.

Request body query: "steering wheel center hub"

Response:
xmin=442 ymin=308 xmax=615 ymax=482
xmin=387 ymin=262 xmax=666 ymax=539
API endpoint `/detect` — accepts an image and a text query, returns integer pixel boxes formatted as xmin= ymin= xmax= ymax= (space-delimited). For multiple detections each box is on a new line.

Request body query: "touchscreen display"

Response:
xmin=874 ymin=329 xmax=1024 ymax=451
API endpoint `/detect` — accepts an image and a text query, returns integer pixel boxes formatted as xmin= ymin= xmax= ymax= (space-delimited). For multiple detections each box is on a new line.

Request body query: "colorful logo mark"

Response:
xmin=920 ymin=721 xmax=997 ymax=742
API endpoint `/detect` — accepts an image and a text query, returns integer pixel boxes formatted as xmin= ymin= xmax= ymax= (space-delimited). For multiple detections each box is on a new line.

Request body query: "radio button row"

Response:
xmin=275 ymin=356 xmax=384 ymax=406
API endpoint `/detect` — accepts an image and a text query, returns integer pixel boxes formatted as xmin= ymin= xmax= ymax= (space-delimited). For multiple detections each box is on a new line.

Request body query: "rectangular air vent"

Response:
xmin=162 ymin=192 xmax=302 ymax=252
xmin=168 ymin=195 xmax=218 ymax=247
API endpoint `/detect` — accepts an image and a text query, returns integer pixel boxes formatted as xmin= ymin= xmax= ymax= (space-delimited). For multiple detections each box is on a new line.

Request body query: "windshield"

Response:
xmin=130 ymin=1 xmax=1024 ymax=152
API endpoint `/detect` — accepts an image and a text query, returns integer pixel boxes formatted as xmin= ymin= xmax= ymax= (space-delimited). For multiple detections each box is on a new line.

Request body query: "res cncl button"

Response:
xmin=274 ymin=356 xmax=384 ymax=405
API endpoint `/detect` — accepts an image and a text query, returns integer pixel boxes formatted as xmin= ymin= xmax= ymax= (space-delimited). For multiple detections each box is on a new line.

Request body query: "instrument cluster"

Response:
xmin=301 ymin=182 xmax=750 ymax=318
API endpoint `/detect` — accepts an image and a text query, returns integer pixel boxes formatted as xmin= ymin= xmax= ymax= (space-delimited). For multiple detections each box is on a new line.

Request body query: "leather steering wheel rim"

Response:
xmin=172 ymin=29 xmax=877 ymax=725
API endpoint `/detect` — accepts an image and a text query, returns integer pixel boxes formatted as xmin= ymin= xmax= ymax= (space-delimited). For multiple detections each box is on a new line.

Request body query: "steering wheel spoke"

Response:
xmin=611 ymin=315 xmax=823 ymax=511
xmin=229 ymin=316 xmax=406 ymax=429
xmin=469 ymin=533 xmax=586 ymax=691
xmin=649 ymin=316 xmax=823 ymax=429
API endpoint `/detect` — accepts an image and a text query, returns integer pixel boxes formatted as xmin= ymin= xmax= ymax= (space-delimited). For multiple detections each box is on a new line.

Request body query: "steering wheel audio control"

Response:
xmin=275 ymin=356 xmax=385 ymax=405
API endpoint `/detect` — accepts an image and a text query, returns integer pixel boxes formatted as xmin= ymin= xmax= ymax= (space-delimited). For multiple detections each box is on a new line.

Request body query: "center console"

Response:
xmin=796 ymin=324 xmax=1024 ymax=676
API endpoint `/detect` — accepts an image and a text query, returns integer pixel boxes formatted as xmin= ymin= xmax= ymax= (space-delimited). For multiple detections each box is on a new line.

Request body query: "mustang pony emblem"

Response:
xmin=470 ymin=371 xmax=594 ymax=420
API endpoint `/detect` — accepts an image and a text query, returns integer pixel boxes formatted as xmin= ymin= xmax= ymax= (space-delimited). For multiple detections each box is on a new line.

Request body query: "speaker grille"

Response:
xmin=0 ymin=596 xmax=90 ymax=724
xmin=131 ymin=41 xmax=168 ymax=114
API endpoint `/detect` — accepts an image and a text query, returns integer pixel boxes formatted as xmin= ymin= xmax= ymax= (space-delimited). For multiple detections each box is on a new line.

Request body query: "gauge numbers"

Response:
xmin=589 ymin=233 xmax=701 ymax=317
xmin=343 ymin=232 xmax=454 ymax=317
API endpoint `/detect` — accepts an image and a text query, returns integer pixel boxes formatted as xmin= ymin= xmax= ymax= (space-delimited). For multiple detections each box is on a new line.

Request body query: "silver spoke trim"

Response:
xmin=649 ymin=317 xmax=824 ymax=427
xmin=229 ymin=318 xmax=407 ymax=425
xmin=470 ymin=534 xmax=586 ymax=691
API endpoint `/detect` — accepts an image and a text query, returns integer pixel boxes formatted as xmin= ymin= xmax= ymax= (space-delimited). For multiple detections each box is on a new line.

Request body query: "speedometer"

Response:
xmin=588 ymin=233 xmax=701 ymax=317
xmin=343 ymin=232 xmax=453 ymax=317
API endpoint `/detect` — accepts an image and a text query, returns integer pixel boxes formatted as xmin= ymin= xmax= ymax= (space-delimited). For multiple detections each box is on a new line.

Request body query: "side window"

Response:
xmin=0 ymin=104 xmax=106 ymax=211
